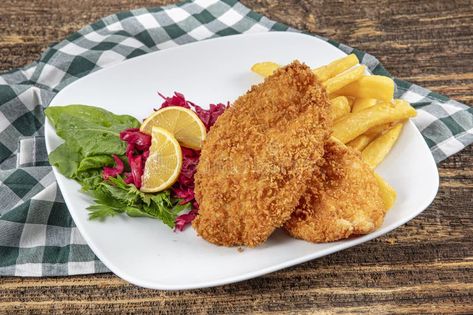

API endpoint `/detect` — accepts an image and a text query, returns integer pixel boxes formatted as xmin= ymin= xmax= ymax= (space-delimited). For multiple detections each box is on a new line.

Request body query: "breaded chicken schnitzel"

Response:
xmin=193 ymin=61 xmax=331 ymax=247
xmin=284 ymin=139 xmax=385 ymax=243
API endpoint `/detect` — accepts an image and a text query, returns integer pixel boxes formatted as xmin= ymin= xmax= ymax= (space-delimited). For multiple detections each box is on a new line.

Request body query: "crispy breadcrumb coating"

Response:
xmin=284 ymin=139 xmax=386 ymax=242
xmin=193 ymin=61 xmax=331 ymax=247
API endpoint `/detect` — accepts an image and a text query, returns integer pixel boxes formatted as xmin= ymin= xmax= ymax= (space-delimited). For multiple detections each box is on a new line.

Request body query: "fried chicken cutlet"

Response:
xmin=193 ymin=61 xmax=331 ymax=247
xmin=284 ymin=139 xmax=386 ymax=243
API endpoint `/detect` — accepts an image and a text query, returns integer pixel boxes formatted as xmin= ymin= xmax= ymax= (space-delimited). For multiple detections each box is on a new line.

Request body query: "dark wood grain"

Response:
xmin=1 ymin=0 xmax=472 ymax=313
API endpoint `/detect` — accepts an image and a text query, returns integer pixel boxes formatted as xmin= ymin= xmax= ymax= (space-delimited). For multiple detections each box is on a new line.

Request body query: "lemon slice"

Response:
xmin=140 ymin=106 xmax=206 ymax=150
xmin=140 ymin=127 xmax=182 ymax=193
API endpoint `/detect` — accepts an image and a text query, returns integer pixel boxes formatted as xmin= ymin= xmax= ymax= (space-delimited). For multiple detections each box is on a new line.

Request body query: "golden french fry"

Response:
xmin=347 ymin=133 xmax=378 ymax=151
xmin=365 ymin=122 xmax=395 ymax=136
xmin=347 ymin=121 xmax=396 ymax=151
xmin=362 ymin=123 xmax=404 ymax=169
xmin=313 ymin=54 xmax=359 ymax=82
xmin=352 ymin=98 xmax=377 ymax=113
xmin=251 ymin=62 xmax=280 ymax=77
xmin=323 ymin=65 xmax=366 ymax=94
xmin=346 ymin=97 xmax=355 ymax=108
xmin=374 ymin=173 xmax=397 ymax=211
xmin=330 ymin=96 xmax=350 ymax=120
xmin=332 ymin=100 xmax=416 ymax=143
xmin=334 ymin=75 xmax=395 ymax=102
xmin=251 ymin=54 xmax=359 ymax=81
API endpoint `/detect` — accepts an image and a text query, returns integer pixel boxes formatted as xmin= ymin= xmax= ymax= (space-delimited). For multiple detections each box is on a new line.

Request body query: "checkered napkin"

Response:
xmin=1 ymin=0 xmax=472 ymax=277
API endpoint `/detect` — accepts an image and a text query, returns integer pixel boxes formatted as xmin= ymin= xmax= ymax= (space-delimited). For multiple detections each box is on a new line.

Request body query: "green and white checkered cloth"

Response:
xmin=1 ymin=0 xmax=472 ymax=277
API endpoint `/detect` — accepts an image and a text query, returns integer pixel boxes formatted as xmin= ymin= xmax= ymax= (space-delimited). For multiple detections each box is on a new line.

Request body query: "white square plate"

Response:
xmin=45 ymin=32 xmax=439 ymax=290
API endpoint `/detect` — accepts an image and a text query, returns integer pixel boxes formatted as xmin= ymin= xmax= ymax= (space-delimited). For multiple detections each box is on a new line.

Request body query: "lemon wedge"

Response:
xmin=140 ymin=127 xmax=182 ymax=193
xmin=140 ymin=106 xmax=206 ymax=150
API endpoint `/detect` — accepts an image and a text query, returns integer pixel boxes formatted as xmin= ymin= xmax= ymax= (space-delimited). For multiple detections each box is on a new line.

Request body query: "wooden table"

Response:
xmin=1 ymin=0 xmax=472 ymax=313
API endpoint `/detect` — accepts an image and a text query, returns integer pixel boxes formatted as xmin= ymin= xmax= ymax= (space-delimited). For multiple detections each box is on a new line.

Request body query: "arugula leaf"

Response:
xmin=153 ymin=200 xmax=191 ymax=228
xmin=86 ymin=176 xmax=190 ymax=226
xmin=75 ymin=169 xmax=103 ymax=192
xmin=87 ymin=204 xmax=124 ymax=221
xmin=123 ymin=206 xmax=155 ymax=218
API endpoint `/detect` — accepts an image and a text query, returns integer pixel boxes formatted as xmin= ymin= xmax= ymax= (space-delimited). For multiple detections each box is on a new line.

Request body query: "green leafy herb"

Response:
xmin=87 ymin=176 xmax=191 ymax=227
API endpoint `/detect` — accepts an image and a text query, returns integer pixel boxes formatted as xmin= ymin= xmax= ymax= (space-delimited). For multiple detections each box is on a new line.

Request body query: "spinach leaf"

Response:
xmin=45 ymin=105 xmax=139 ymax=180
xmin=77 ymin=155 xmax=116 ymax=173
xmin=48 ymin=143 xmax=82 ymax=178
xmin=45 ymin=105 xmax=139 ymax=157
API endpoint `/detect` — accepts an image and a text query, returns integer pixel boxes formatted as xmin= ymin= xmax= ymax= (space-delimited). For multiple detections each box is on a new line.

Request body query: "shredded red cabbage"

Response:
xmin=123 ymin=172 xmax=134 ymax=184
xmin=129 ymin=153 xmax=143 ymax=189
xmin=193 ymin=103 xmax=228 ymax=130
xmin=177 ymin=148 xmax=199 ymax=187
xmin=117 ymin=128 xmax=152 ymax=189
xmin=102 ymin=154 xmax=124 ymax=180
xmin=174 ymin=209 xmax=198 ymax=232
xmin=172 ymin=148 xmax=199 ymax=206
xmin=158 ymin=92 xmax=190 ymax=109
xmin=120 ymin=128 xmax=151 ymax=152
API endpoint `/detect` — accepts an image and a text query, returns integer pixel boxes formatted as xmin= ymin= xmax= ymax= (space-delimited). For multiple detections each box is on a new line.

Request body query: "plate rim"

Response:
xmin=44 ymin=31 xmax=439 ymax=290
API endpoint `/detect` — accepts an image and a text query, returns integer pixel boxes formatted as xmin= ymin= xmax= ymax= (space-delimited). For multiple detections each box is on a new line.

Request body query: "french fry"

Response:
xmin=347 ymin=133 xmax=378 ymax=151
xmin=365 ymin=122 xmax=395 ymax=136
xmin=330 ymin=96 xmax=350 ymax=120
xmin=374 ymin=173 xmax=397 ymax=211
xmin=362 ymin=123 xmax=404 ymax=169
xmin=313 ymin=54 xmax=359 ymax=82
xmin=347 ymin=121 xmax=397 ymax=151
xmin=323 ymin=65 xmax=366 ymax=94
xmin=352 ymin=98 xmax=377 ymax=113
xmin=251 ymin=62 xmax=280 ymax=77
xmin=251 ymin=54 xmax=359 ymax=82
xmin=334 ymin=75 xmax=395 ymax=102
xmin=332 ymin=100 xmax=416 ymax=143
xmin=347 ymin=97 xmax=355 ymax=108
